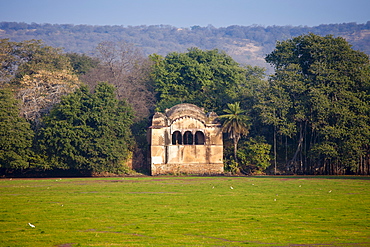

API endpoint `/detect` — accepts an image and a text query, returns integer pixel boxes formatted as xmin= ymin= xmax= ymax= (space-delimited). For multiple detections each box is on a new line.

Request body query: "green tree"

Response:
xmin=219 ymin=102 xmax=251 ymax=164
xmin=261 ymin=33 xmax=370 ymax=174
xmin=36 ymin=82 xmax=134 ymax=174
xmin=237 ymin=137 xmax=271 ymax=174
xmin=0 ymin=88 xmax=34 ymax=171
xmin=81 ymin=41 xmax=155 ymax=171
xmin=151 ymin=48 xmax=247 ymax=113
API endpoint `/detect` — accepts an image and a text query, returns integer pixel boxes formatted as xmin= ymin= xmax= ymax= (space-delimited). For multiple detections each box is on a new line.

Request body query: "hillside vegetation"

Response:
xmin=1 ymin=21 xmax=370 ymax=73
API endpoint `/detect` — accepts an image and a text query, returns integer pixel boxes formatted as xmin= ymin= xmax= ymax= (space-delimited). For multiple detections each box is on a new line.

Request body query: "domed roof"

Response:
xmin=165 ymin=103 xmax=207 ymax=123
xmin=151 ymin=103 xmax=220 ymax=127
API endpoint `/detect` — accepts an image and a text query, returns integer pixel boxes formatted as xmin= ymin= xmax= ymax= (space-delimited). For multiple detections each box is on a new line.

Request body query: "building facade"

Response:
xmin=149 ymin=103 xmax=224 ymax=175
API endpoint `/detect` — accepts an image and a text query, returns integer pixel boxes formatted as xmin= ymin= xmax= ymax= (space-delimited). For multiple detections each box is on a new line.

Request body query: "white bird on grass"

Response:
xmin=28 ymin=223 xmax=35 ymax=228
xmin=230 ymin=186 xmax=234 ymax=189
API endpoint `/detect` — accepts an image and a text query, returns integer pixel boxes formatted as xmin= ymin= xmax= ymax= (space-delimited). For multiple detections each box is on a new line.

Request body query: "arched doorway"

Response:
xmin=195 ymin=131 xmax=205 ymax=145
xmin=183 ymin=131 xmax=193 ymax=145
xmin=172 ymin=131 xmax=182 ymax=145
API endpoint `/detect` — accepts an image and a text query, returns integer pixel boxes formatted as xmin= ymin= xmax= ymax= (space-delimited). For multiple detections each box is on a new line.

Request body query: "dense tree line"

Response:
xmin=259 ymin=34 xmax=370 ymax=174
xmin=0 ymin=33 xmax=369 ymax=176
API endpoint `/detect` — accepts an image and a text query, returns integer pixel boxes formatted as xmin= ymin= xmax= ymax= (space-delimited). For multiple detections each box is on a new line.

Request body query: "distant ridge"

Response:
xmin=1 ymin=21 xmax=369 ymax=72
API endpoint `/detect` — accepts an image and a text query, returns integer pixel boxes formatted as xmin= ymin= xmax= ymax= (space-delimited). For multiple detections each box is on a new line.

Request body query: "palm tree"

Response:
xmin=219 ymin=102 xmax=250 ymax=162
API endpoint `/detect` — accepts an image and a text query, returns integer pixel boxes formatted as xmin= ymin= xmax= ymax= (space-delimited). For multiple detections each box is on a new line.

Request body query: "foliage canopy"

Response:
xmin=36 ymin=82 xmax=134 ymax=174
xmin=151 ymin=48 xmax=247 ymax=113
xmin=0 ymin=88 xmax=34 ymax=170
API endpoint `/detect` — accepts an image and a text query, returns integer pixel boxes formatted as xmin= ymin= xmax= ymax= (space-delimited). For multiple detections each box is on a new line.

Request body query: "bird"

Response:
xmin=28 ymin=223 xmax=35 ymax=228
xmin=329 ymin=190 xmax=332 ymax=193
xmin=230 ymin=186 xmax=234 ymax=189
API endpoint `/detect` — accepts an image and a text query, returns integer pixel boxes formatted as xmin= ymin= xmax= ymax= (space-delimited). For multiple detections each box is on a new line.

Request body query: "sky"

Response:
xmin=1 ymin=0 xmax=369 ymax=28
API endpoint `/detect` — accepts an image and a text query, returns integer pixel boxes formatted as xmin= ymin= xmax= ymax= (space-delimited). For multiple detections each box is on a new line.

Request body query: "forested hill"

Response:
xmin=1 ymin=21 xmax=370 ymax=71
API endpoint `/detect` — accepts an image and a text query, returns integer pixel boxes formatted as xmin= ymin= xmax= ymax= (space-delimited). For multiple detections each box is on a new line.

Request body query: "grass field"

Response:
xmin=0 ymin=176 xmax=369 ymax=246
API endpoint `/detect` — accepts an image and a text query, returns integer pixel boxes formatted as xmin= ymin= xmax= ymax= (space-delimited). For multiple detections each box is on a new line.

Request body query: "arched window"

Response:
xmin=172 ymin=131 xmax=182 ymax=145
xmin=183 ymin=131 xmax=193 ymax=145
xmin=195 ymin=131 xmax=205 ymax=145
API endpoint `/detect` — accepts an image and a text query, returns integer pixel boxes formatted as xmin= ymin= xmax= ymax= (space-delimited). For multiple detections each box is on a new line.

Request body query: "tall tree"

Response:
xmin=80 ymin=41 xmax=156 ymax=172
xmin=219 ymin=102 xmax=251 ymax=163
xmin=261 ymin=33 xmax=370 ymax=174
xmin=36 ymin=82 xmax=134 ymax=174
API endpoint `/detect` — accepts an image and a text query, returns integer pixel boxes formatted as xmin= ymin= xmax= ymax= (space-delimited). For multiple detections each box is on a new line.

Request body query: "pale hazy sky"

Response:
xmin=1 ymin=0 xmax=369 ymax=27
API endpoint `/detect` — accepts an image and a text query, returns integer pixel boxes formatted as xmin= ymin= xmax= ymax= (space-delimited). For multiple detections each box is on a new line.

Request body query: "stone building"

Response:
xmin=148 ymin=103 xmax=224 ymax=175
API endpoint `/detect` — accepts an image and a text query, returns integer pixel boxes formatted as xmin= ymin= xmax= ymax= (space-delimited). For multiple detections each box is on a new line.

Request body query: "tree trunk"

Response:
xmin=234 ymin=136 xmax=239 ymax=162
xmin=288 ymin=125 xmax=304 ymax=173
xmin=274 ymin=126 xmax=277 ymax=175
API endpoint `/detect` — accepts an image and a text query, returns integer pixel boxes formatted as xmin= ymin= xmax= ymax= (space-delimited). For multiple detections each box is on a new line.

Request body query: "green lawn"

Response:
xmin=0 ymin=176 xmax=369 ymax=246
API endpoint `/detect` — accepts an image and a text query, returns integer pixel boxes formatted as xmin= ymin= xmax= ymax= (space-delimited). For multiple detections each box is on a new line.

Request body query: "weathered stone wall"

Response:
xmin=151 ymin=162 xmax=224 ymax=175
xmin=149 ymin=103 xmax=223 ymax=175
